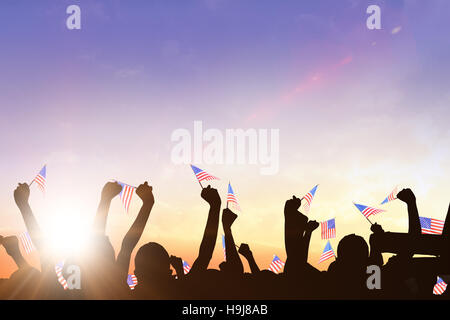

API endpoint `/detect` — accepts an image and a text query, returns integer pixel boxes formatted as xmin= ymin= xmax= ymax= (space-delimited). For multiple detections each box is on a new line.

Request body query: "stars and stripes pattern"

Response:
xmin=433 ymin=277 xmax=447 ymax=295
xmin=353 ymin=203 xmax=385 ymax=219
xmin=321 ymin=218 xmax=336 ymax=240
xmin=222 ymin=234 xmax=226 ymax=260
xmin=419 ymin=217 xmax=444 ymax=235
xmin=127 ymin=274 xmax=138 ymax=290
xmin=268 ymin=255 xmax=285 ymax=274
xmin=190 ymin=165 xmax=219 ymax=183
xmin=118 ymin=182 xmax=136 ymax=213
xmin=183 ymin=261 xmax=191 ymax=274
xmin=55 ymin=261 xmax=68 ymax=290
xmin=381 ymin=187 xmax=398 ymax=205
xmin=18 ymin=231 xmax=35 ymax=254
xmin=318 ymin=241 xmax=335 ymax=264
xmin=227 ymin=183 xmax=241 ymax=211
xmin=32 ymin=165 xmax=46 ymax=194
xmin=303 ymin=185 xmax=318 ymax=212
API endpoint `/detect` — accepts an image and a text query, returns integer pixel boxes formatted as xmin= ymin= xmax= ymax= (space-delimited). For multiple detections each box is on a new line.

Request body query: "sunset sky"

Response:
xmin=0 ymin=0 xmax=449 ymax=278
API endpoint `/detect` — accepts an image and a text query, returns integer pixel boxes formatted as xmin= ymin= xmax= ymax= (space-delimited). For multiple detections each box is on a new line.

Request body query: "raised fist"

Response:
xmin=284 ymin=196 xmax=302 ymax=213
xmin=238 ymin=243 xmax=252 ymax=258
xmin=101 ymin=182 xmax=123 ymax=201
xmin=201 ymin=185 xmax=221 ymax=206
xmin=370 ymin=223 xmax=384 ymax=234
xmin=136 ymin=182 xmax=155 ymax=205
xmin=397 ymin=188 xmax=416 ymax=204
xmin=1 ymin=236 xmax=21 ymax=257
xmin=14 ymin=183 xmax=30 ymax=208
xmin=222 ymin=208 xmax=238 ymax=229
xmin=169 ymin=255 xmax=183 ymax=271
xmin=306 ymin=220 xmax=319 ymax=232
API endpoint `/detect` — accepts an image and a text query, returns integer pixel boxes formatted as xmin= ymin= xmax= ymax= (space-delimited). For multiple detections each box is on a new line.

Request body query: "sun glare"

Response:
xmin=42 ymin=207 xmax=92 ymax=258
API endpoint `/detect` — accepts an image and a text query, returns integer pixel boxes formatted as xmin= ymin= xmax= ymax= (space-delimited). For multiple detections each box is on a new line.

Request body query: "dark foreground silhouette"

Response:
xmin=1 ymin=181 xmax=449 ymax=299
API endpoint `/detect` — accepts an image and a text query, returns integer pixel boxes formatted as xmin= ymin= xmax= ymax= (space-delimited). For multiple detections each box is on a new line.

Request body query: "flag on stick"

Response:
xmin=353 ymin=203 xmax=385 ymax=222
xmin=190 ymin=165 xmax=219 ymax=187
xmin=268 ymin=255 xmax=285 ymax=274
xmin=318 ymin=241 xmax=336 ymax=264
xmin=433 ymin=277 xmax=447 ymax=295
xmin=303 ymin=185 xmax=318 ymax=212
xmin=31 ymin=165 xmax=46 ymax=194
xmin=127 ymin=274 xmax=138 ymax=290
xmin=117 ymin=182 xmax=136 ymax=213
xmin=55 ymin=261 xmax=68 ymax=290
xmin=227 ymin=183 xmax=241 ymax=211
xmin=420 ymin=217 xmax=444 ymax=235
xmin=381 ymin=187 xmax=398 ymax=205
xmin=18 ymin=231 xmax=35 ymax=254
xmin=321 ymin=218 xmax=336 ymax=240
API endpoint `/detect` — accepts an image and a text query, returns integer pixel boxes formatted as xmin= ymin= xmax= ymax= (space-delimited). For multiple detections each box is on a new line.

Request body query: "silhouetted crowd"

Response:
xmin=1 ymin=181 xmax=449 ymax=300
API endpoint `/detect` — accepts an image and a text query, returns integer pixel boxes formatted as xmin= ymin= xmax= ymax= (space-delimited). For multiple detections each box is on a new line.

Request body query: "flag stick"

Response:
xmin=198 ymin=179 xmax=203 ymax=189
xmin=226 ymin=181 xmax=230 ymax=209
xmin=363 ymin=215 xmax=373 ymax=225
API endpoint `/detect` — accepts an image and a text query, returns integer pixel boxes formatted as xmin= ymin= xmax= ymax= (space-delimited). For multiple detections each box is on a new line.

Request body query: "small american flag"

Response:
xmin=190 ymin=165 xmax=219 ymax=183
xmin=117 ymin=182 xmax=136 ymax=213
xmin=19 ymin=231 xmax=35 ymax=254
xmin=353 ymin=203 xmax=385 ymax=219
xmin=222 ymin=234 xmax=226 ymax=260
xmin=32 ymin=165 xmax=46 ymax=194
xmin=55 ymin=261 xmax=68 ymax=290
xmin=433 ymin=277 xmax=447 ymax=295
xmin=268 ymin=255 xmax=285 ymax=274
xmin=227 ymin=183 xmax=241 ymax=211
xmin=420 ymin=217 xmax=444 ymax=235
xmin=127 ymin=274 xmax=138 ymax=290
xmin=321 ymin=218 xmax=336 ymax=239
xmin=183 ymin=261 xmax=191 ymax=274
xmin=318 ymin=241 xmax=335 ymax=264
xmin=303 ymin=185 xmax=318 ymax=212
xmin=381 ymin=187 xmax=398 ymax=205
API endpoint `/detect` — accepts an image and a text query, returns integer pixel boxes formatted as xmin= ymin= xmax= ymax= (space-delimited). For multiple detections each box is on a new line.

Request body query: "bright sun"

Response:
xmin=42 ymin=207 xmax=92 ymax=258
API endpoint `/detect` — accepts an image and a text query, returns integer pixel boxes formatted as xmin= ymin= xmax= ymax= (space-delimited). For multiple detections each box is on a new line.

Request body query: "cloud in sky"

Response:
xmin=391 ymin=26 xmax=402 ymax=34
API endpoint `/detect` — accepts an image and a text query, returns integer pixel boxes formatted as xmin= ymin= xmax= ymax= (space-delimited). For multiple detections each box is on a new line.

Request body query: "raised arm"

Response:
xmin=222 ymin=208 xmax=244 ymax=274
xmin=301 ymin=220 xmax=319 ymax=263
xmin=116 ymin=182 xmax=154 ymax=277
xmin=92 ymin=182 xmax=122 ymax=236
xmin=397 ymin=188 xmax=421 ymax=235
xmin=238 ymin=243 xmax=260 ymax=274
xmin=13 ymin=183 xmax=44 ymax=252
xmin=284 ymin=196 xmax=308 ymax=274
xmin=190 ymin=186 xmax=221 ymax=274
xmin=368 ymin=223 xmax=384 ymax=267
xmin=170 ymin=255 xmax=185 ymax=280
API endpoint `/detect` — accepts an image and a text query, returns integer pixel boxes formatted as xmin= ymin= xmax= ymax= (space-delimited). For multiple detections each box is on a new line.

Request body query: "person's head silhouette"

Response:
xmin=134 ymin=242 xmax=171 ymax=283
xmin=337 ymin=234 xmax=369 ymax=267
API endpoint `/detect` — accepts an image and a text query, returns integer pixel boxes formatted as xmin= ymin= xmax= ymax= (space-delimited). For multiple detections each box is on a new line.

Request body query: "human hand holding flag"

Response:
xmin=101 ymin=181 xmax=123 ymax=202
